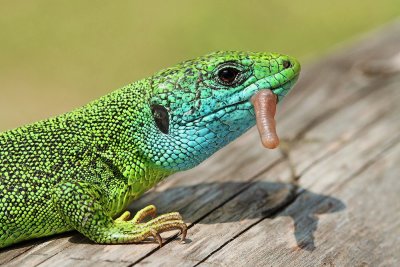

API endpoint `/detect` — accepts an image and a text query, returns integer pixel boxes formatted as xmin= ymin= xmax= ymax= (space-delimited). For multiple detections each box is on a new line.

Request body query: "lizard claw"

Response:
xmin=150 ymin=229 xmax=163 ymax=247
xmin=145 ymin=219 xmax=187 ymax=244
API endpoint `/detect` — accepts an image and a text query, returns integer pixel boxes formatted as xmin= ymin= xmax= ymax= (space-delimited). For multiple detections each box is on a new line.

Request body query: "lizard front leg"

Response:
xmin=51 ymin=181 xmax=187 ymax=246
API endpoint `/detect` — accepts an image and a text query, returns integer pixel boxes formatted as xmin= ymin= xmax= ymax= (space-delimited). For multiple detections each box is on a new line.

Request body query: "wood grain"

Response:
xmin=1 ymin=21 xmax=400 ymax=267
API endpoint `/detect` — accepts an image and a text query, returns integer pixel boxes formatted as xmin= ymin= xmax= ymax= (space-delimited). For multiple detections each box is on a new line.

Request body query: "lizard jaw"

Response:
xmin=182 ymin=75 xmax=298 ymax=124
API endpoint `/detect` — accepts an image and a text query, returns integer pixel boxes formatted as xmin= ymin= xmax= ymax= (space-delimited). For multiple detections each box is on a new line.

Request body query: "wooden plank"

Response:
xmin=0 ymin=245 xmax=35 ymax=266
xmin=202 ymin=139 xmax=400 ymax=267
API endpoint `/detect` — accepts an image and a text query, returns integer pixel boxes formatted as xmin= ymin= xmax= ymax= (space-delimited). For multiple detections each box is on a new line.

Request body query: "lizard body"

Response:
xmin=0 ymin=51 xmax=300 ymax=248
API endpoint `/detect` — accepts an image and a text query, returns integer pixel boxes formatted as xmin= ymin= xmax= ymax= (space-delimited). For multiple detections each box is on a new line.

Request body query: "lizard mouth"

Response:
xmin=183 ymin=75 xmax=298 ymax=124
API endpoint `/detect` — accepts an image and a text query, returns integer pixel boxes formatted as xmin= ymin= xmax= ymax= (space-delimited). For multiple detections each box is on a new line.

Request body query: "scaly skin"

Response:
xmin=0 ymin=51 xmax=300 ymax=248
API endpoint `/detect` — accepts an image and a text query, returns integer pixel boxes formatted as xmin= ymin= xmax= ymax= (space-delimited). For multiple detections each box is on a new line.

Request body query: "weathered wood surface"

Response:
xmin=2 ymin=21 xmax=400 ymax=266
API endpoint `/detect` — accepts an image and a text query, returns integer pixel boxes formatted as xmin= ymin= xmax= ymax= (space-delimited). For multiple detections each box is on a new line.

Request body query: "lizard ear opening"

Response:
xmin=151 ymin=104 xmax=170 ymax=134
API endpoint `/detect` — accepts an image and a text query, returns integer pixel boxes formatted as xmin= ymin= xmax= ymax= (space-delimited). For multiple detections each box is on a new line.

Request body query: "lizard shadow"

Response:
xmin=130 ymin=181 xmax=346 ymax=251
xmin=1 ymin=181 xmax=345 ymax=252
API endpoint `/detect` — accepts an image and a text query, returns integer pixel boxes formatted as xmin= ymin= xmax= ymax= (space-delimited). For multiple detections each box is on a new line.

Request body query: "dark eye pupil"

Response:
xmin=283 ymin=60 xmax=292 ymax=69
xmin=218 ymin=67 xmax=239 ymax=84
xmin=151 ymin=104 xmax=169 ymax=134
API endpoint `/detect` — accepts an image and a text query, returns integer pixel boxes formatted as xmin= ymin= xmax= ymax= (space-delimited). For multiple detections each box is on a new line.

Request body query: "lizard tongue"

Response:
xmin=250 ymin=89 xmax=279 ymax=149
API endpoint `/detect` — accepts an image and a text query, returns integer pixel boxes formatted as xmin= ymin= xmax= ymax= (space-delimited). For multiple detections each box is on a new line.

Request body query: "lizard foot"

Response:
xmin=114 ymin=205 xmax=187 ymax=247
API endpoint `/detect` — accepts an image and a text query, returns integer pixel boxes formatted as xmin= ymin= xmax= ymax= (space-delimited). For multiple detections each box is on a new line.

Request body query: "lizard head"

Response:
xmin=138 ymin=51 xmax=300 ymax=171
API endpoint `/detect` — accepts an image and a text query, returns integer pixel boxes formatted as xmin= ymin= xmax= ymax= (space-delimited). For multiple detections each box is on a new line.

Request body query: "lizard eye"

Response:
xmin=151 ymin=104 xmax=169 ymax=134
xmin=282 ymin=60 xmax=292 ymax=69
xmin=217 ymin=67 xmax=241 ymax=86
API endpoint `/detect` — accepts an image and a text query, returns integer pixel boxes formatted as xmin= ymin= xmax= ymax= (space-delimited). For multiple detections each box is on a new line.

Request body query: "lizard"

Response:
xmin=0 ymin=51 xmax=300 ymax=249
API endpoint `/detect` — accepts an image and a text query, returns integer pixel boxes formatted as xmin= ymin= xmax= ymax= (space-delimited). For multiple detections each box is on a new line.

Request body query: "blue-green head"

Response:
xmin=136 ymin=51 xmax=300 ymax=171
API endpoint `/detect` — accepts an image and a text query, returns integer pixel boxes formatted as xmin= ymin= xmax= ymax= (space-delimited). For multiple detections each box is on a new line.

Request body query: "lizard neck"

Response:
xmin=115 ymin=150 xmax=174 ymax=189
xmin=72 ymin=81 xmax=174 ymax=188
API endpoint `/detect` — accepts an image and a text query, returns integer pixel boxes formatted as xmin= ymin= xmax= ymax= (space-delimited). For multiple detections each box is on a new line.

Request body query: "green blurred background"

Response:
xmin=0 ymin=1 xmax=399 ymax=131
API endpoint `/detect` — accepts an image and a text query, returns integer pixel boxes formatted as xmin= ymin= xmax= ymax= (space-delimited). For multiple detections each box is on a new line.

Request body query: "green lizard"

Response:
xmin=0 ymin=51 xmax=300 ymax=248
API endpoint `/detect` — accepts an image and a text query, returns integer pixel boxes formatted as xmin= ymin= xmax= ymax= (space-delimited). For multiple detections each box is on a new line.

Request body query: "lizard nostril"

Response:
xmin=283 ymin=60 xmax=292 ymax=69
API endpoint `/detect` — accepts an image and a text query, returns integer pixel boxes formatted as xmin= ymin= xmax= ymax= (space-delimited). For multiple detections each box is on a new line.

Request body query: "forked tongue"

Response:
xmin=250 ymin=89 xmax=279 ymax=149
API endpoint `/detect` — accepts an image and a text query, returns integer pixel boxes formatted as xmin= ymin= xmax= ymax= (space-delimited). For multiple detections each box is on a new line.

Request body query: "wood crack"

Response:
xmin=293 ymin=76 xmax=391 ymax=142
xmin=328 ymin=133 xmax=400 ymax=194
xmin=195 ymin=135 xmax=400 ymax=266
xmin=194 ymin=184 xmax=300 ymax=267
xmin=128 ymin=158 xmax=286 ymax=266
